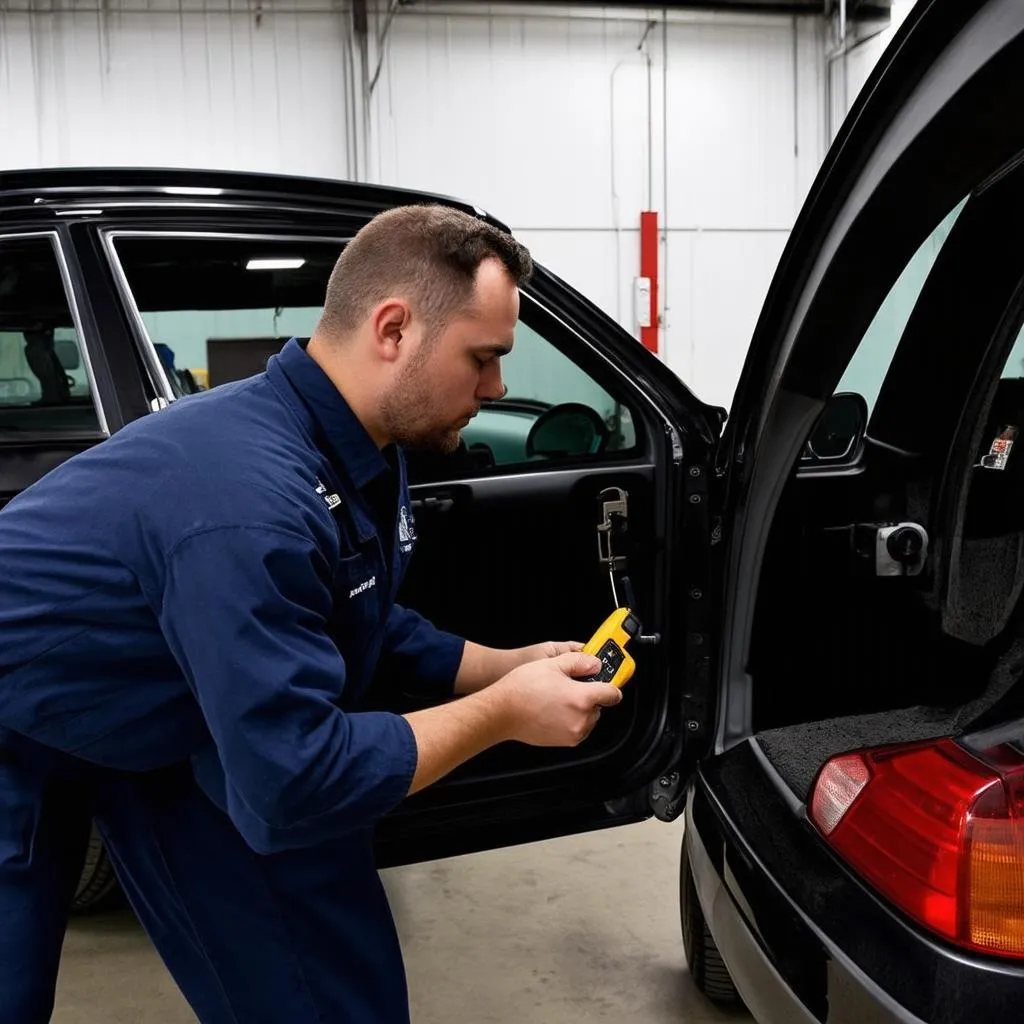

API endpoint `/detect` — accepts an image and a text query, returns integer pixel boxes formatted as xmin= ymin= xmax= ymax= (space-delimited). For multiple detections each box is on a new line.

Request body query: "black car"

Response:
xmin=2 ymin=1 xmax=1024 ymax=1018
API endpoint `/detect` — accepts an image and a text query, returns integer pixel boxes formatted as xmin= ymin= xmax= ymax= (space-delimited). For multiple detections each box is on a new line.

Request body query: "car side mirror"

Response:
xmin=525 ymin=403 xmax=609 ymax=459
xmin=803 ymin=392 xmax=868 ymax=463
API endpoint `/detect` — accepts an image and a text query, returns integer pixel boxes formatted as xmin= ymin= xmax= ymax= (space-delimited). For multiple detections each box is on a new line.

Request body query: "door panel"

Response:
xmin=405 ymin=467 xmax=655 ymax=652
xmin=372 ymin=460 xmax=672 ymax=865
xmin=396 ymin=464 xmax=657 ymax=764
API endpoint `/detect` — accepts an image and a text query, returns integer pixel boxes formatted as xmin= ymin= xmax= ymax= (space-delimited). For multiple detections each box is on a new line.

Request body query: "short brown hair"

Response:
xmin=317 ymin=204 xmax=533 ymax=339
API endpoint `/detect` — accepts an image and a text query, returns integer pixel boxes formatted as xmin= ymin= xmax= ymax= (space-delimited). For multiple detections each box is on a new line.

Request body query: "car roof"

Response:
xmin=0 ymin=166 xmax=511 ymax=232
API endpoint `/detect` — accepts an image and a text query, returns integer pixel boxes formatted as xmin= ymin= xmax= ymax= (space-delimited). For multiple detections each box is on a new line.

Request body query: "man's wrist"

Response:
xmin=454 ymin=641 xmax=526 ymax=695
xmin=470 ymin=677 xmax=518 ymax=743
xmin=498 ymin=646 xmax=530 ymax=676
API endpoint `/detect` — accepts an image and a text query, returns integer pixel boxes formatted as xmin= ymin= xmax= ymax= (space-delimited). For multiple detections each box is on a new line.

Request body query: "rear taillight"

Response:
xmin=809 ymin=738 xmax=1024 ymax=959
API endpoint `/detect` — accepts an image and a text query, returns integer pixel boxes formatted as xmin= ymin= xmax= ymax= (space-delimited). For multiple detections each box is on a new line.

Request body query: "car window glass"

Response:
xmin=461 ymin=320 xmax=637 ymax=470
xmin=0 ymin=236 xmax=102 ymax=436
xmin=112 ymin=233 xmax=638 ymax=473
xmin=837 ymin=197 xmax=968 ymax=416
xmin=110 ymin=236 xmax=341 ymax=397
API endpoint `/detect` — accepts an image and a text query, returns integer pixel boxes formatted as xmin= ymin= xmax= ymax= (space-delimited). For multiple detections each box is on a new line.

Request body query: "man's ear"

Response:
xmin=370 ymin=299 xmax=410 ymax=363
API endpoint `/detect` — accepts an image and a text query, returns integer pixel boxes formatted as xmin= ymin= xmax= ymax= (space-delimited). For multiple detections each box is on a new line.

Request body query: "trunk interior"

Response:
xmin=745 ymin=429 xmax=1024 ymax=801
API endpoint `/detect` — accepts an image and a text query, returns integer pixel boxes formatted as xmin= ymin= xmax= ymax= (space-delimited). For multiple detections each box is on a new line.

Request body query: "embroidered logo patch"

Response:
xmin=315 ymin=477 xmax=342 ymax=510
xmin=398 ymin=505 xmax=417 ymax=554
xmin=348 ymin=576 xmax=376 ymax=599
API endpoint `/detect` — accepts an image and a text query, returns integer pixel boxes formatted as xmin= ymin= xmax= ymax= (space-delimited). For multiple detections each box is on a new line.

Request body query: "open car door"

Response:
xmin=372 ymin=265 xmax=724 ymax=868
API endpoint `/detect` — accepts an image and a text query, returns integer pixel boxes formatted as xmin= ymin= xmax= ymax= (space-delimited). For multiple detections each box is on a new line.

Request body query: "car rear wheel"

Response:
xmin=72 ymin=822 xmax=123 ymax=914
xmin=680 ymin=830 xmax=740 ymax=1006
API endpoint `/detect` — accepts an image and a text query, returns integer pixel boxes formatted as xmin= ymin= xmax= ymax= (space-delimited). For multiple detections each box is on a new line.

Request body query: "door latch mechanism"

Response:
xmin=594 ymin=487 xmax=660 ymax=647
xmin=596 ymin=487 xmax=629 ymax=607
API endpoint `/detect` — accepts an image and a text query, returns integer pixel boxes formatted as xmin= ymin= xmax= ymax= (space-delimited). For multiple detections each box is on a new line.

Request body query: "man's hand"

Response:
xmin=453 ymin=639 xmax=586 ymax=694
xmin=404 ymin=652 xmax=623 ymax=794
xmin=489 ymin=651 xmax=623 ymax=747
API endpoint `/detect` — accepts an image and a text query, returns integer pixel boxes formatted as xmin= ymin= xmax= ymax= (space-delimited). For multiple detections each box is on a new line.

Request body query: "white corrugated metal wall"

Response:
xmin=365 ymin=5 xmax=831 ymax=408
xmin=0 ymin=0 xmax=355 ymax=176
xmin=0 ymin=0 xmax=897 ymax=409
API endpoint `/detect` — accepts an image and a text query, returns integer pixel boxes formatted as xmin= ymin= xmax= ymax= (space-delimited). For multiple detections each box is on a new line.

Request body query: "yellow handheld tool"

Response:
xmin=580 ymin=607 xmax=642 ymax=688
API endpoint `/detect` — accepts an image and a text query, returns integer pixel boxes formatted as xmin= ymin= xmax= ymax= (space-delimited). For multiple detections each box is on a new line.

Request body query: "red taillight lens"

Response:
xmin=810 ymin=738 xmax=1024 ymax=959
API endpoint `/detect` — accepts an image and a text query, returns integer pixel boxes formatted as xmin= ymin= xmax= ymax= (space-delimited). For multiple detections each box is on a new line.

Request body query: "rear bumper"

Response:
xmin=686 ymin=792 xmax=921 ymax=1024
xmin=685 ymin=740 xmax=1024 ymax=1024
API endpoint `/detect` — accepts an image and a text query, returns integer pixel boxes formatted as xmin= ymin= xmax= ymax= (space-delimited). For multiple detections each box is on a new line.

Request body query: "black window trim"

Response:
xmin=0 ymin=228 xmax=110 ymax=438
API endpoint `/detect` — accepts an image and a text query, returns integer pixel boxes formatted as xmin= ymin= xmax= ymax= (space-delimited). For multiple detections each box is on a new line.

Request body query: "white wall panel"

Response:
xmin=371 ymin=13 xmax=653 ymax=230
xmin=663 ymin=20 xmax=798 ymax=230
xmin=0 ymin=0 xmax=353 ymax=178
xmin=686 ymin=230 xmax=789 ymax=409
xmin=369 ymin=6 xmax=826 ymax=407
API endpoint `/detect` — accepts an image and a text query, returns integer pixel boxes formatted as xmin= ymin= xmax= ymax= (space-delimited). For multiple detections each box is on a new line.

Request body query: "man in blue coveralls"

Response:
xmin=0 ymin=205 xmax=623 ymax=1023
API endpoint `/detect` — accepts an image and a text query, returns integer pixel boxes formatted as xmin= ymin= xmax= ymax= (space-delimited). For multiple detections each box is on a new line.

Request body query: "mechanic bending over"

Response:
xmin=0 ymin=206 xmax=622 ymax=1024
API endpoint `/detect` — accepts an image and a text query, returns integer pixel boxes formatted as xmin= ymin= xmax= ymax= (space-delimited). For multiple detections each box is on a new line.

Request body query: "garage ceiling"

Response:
xmin=410 ymin=0 xmax=892 ymax=22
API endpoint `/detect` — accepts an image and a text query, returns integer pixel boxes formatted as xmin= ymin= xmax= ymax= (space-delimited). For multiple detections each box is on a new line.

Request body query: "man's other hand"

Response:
xmin=517 ymin=640 xmax=584 ymax=664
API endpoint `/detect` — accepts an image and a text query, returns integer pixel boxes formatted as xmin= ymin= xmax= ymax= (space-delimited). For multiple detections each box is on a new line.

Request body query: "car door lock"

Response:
xmin=853 ymin=521 xmax=929 ymax=577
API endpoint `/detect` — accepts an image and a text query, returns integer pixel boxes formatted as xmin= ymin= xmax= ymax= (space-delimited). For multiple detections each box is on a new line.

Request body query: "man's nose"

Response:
xmin=478 ymin=364 xmax=506 ymax=401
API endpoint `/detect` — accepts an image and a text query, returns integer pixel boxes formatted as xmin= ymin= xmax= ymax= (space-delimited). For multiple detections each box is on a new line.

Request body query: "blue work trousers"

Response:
xmin=0 ymin=733 xmax=410 ymax=1024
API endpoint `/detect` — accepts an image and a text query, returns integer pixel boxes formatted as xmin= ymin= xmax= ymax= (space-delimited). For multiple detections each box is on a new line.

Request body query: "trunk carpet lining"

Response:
xmin=756 ymin=637 xmax=1024 ymax=801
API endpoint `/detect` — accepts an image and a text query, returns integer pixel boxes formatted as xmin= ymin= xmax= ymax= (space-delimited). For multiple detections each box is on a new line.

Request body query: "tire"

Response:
xmin=680 ymin=831 xmax=741 ymax=1006
xmin=71 ymin=822 xmax=124 ymax=914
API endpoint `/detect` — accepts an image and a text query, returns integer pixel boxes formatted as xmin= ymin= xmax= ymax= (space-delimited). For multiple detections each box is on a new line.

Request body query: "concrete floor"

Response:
xmin=53 ymin=818 xmax=753 ymax=1023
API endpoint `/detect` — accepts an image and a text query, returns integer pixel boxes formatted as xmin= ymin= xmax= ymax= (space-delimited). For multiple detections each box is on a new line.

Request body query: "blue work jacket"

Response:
xmin=0 ymin=338 xmax=465 ymax=853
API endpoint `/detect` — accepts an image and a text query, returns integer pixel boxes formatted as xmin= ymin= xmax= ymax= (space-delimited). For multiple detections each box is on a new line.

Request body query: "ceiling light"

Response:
xmin=246 ymin=258 xmax=306 ymax=271
xmin=164 ymin=186 xmax=224 ymax=196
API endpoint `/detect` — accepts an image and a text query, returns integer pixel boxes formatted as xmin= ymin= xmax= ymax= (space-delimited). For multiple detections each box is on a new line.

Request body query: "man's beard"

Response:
xmin=379 ymin=369 xmax=464 ymax=454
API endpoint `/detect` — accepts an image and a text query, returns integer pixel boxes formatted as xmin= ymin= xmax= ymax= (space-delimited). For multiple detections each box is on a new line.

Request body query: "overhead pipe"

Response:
xmin=369 ymin=0 xmax=400 ymax=95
